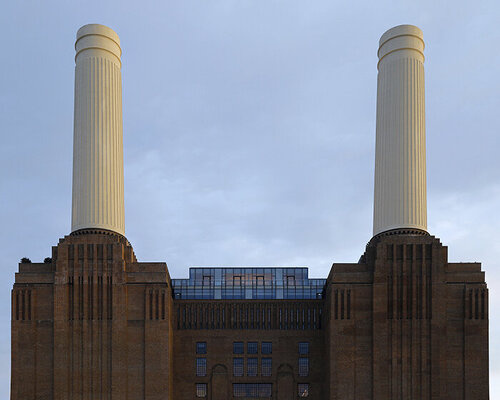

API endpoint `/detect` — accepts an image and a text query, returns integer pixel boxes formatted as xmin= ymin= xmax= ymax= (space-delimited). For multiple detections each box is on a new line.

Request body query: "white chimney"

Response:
xmin=373 ymin=25 xmax=427 ymax=236
xmin=71 ymin=24 xmax=125 ymax=235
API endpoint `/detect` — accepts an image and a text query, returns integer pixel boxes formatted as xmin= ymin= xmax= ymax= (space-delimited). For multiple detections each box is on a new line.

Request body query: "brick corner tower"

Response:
xmin=11 ymin=24 xmax=174 ymax=400
xmin=325 ymin=25 xmax=489 ymax=399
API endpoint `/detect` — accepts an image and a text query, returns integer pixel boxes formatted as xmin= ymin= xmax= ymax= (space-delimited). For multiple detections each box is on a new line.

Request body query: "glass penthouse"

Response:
xmin=172 ymin=267 xmax=326 ymax=300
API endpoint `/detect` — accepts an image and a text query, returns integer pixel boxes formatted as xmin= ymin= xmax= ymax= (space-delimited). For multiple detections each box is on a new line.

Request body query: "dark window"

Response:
xmin=196 ymin=342 xmax=207 ymax=354
xmin=233 ymin=358 xmax=244 ymax=377
xmin=298 ymin=383 xmax=309 ymax=397
xmin=233 ymin=341 xmax=244 ymax=354
xmin=298 ymin=358 xmax=309 ymax=377
xmin=196 ymin=358 xmax=206 ymax=376
xmin=298 ymin=342 xmax=309 ymax=355
xmin=261 ymin=358 xmax=272 ymax=376
xmin=233 ymin=383 xmax=272 ymax=397
xmin=247 ymin=342 xmax=258 ymax=354
xmin=287 ymin=275 xmax=295 ymax=285
xmin=247 ymin=357 xmax=258 ymax=376
xmin=196 ymin=383 xmax=207 ymax=397
xmin=261 ymin=342 xmax=272 ymax=354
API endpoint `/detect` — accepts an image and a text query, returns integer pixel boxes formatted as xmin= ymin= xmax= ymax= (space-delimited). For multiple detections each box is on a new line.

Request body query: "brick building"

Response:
xmin=11 ymin=23 xmax=488 ymax=399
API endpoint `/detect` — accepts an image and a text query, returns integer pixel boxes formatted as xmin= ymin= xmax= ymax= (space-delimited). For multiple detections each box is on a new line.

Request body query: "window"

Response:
xmin=233 ymin=358 xmax=244 ymax=377
xmin=261 ymin=358 xmax=272 ymax=376
xmin=233 ymin=342 xmax=244 ymax=354
xmin=298 ymin=358 xmax=309 ymax=377
xmin=298 ymin=383 xmax=309 ymax=397
xmin=234 ymin=276 xmax=242 ymax=286
xmin=256 ymin=275 xmax=264 ymax=286
xmin=247 ymin=342 xmax=258 ymax=354
xmin=298 ymin=342 xmax=309 ymax=355
xmin=286 ymin=275 xmax=295 ymax=285
xmin=247 ymin=357 xmax=258 ymax=376
xmin=261 ymin=342 xmax=272 ymax=354
xmin=233 ymin=383 xmax=272 ymax=397
xmin=196 ymin=383 xmax=207 ymax=397
xmin=202 ymin=276 xmax=211 ymax=286
xmin=196 ymin=358 xmax=207 ymax=376
xmin=196 ymin=342 xmax=207 ymax=354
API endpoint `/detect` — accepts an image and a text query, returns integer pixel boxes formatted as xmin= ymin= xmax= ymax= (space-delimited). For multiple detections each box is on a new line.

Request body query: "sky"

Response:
xmin=1 ymin=0 xmax=499 ymax=397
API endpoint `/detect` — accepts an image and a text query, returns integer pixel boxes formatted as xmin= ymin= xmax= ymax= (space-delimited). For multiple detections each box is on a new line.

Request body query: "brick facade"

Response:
xmin=11 ymin=230 xmax=488 ymax=399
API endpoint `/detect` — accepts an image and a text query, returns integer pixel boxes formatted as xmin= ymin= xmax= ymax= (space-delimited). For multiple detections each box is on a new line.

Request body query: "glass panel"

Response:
xmin=233 ymin=358 xmax=244 ymax=377
xmin=247 ymin=358 xmax=258 ymax=376
xmin=261 ymin=358 xmax=272 ymax=376
xmin=196 ymin=383 xmax=207 ymax=397
xmin=247 ymin=342 xmax=258 ymax=354
xmin=298 ymin=358 xmax=309 ymax=377
xmin=298 ymin=383 xmax=309 ymax=397
xmin=196 ymin=342 xmax=207 ymax=354
xmin=298 ymin=342 xmax=309 ymax=355
xmin=233 ymin=383 xmax=272 ymax=398
xmin=233 ymin=342 xmax=244 ymax=354
xmin=172 ymin=268 xmax=326 ymax=299
xmin=196 ymin=358 xmax=206 ymax=376
xmin=261 ymin=342 xmax=272 ymax=354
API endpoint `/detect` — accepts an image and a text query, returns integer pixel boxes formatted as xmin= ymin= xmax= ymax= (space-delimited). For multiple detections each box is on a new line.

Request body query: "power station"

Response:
xmin=11 ymin=24 xmax=489 ymax=399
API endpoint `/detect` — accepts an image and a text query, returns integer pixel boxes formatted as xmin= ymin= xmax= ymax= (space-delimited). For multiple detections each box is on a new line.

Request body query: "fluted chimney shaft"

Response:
xmin=373 ymin=25 xmax=427 ymax=236
xmin=71 ymin=24 xmax=125 ymax=235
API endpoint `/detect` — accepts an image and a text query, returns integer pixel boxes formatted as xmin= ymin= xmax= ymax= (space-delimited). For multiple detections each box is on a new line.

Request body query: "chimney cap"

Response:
xmin=378 ymin=24 xmax=424 ymax=64
xmin=76 ymin=24 xmax=120 ymax=46
xmin=379 ymin=24 xmax=423 ymax=47
xmin=75 ymin=24 xmax=121 ymax=65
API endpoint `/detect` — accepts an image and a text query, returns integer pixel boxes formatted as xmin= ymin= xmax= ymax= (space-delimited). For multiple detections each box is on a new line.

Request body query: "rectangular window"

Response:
xmin=196 ymin=342 xmax=207 ymax=354
xmin=298 ymin=358 xmax=309 ymax=377
xmin=196 ymin=358 xmax=207 ymax=376
xmin=256 ymin=276 xmax=264 ymax=286
xmin=287 ymin=275 xmax=295 ymax=285
xmin=247 ymin=357 xmax=258 ymax=376
xmin=196 ymin=383 xmax=207 ymax=397
xmin=233 ymin=383 xmax=272 ymax=397
xmin=298 ymin=342 xmax=309 ymax=355
xmin=298 ymin=383 xmax=309 ymax=397
xmin=261 ymin=342 xmax=272 ymax=354
xmin=233 ymin=341 xmax=244 ymax=354
xmin=261 ymin=358 xmax=272 ymax=376
xmin=234 ymin=276 xmax=242 ymax=286
xmin=247 ymin=341 xmax=258 ymax=354
xmin=233 ymin=358 xmax=244 ymax=377
xmin=202 ymin=276 xmax=211 ymax=286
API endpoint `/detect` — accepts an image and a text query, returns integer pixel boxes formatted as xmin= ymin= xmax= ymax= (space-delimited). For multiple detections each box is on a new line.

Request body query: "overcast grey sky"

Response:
xmin=1 ymin=1 xmax=499 ymax=397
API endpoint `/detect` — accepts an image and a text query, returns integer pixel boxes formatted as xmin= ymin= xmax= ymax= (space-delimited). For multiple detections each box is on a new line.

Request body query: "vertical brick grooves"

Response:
xmin=146 ymin=289 xmax=167 ymax=321
xmin=465 ymin=287 xmax=488 ymax=319
xmin=105 ymin=243 xmax=112 ymax=400
xmin=333 ymin=288 xmax=352 ymax=320
xmin=13 ymin=289 xmax=34 ymax=321
xmin=385 ymin=243 xmax=433 ymax=399
xmin=107 ymin=276 xmax=113 ymax=320
xmin=14 ymin=291 xmax=19 ymax=320
xmin=162 ymin=291 xmax=166 ymax=320
xmin=173 ymin=301 xmax=323 ymax=330
xmin=59 ymin=242 xmax=119 ymax=399
xmin=387 ymin=244 xmax=431 ymax=321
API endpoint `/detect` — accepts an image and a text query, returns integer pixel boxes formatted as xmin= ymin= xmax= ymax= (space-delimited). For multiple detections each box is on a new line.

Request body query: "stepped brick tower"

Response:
xmin=11 ymin=24 xmax=488 ymax=399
